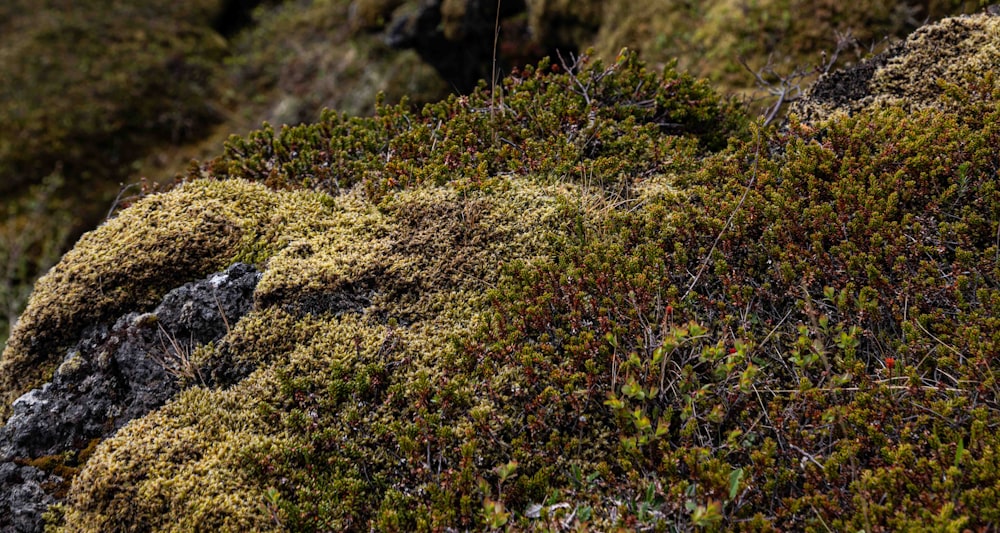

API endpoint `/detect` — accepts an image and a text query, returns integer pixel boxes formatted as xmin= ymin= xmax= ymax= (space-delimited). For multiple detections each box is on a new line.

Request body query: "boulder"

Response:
xmin=0 ymin=263 xmax=259 ymax=532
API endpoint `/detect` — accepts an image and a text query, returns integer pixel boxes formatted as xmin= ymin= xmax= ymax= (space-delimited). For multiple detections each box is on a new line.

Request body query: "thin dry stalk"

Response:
xmin=490 ymin=0 xmax=503 ymax=121
xmin=153 ymin=323 xmax=205 ymax=386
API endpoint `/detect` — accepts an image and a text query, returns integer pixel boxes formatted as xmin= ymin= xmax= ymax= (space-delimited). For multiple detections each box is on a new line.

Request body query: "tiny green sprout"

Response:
xmin=604 ymin=393 xmax=625 ymax=410
xmin=690 ymin=499 xmax=724 ymax=527
xmin=632 ymin=408 xmax=652 ymax=431
xmin=823 ymin=286 xmax=836 ymax=301
xmin=688 ymin=322 xmax=708 ymax=338
xmin=621 ymin=436 xmax=638 ymax=454
xmin=655 ymin=418 xmax=669 ymax=438
xmin=605 ymin=332 xmax=618 ymax=348
xmin=496 ymin=460 xmax=519 ymax=483
xmin=739 ymin=363 xmax=757 ymax=392
xmin=622 ymin=377 xmax=645 ymax=400
xmin=652 ymin=345 xmax=666 ymax=366
xmin=482 ymin=498 xmax=509 ymax=529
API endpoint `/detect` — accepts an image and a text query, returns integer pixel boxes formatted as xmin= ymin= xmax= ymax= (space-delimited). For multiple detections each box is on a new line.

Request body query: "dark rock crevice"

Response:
xmin=384 ymin=0 xmax=556 ymax=93
xmin=211 ymin=0 xmax=268 ymax=38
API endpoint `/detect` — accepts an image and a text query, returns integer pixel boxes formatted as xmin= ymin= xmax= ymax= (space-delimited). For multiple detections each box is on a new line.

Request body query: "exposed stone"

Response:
xmin=0 ymin=463 xmax=57 ymax=533
xmin=0 ymin=263 xmax=260 ymax=532
xmin=384 ymin=0 xmax=535 ymax=92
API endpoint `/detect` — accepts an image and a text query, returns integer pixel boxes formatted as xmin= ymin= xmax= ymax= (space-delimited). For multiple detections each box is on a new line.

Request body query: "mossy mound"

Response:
xmin=56 ymin=177 xmax=581 ymax=531
xmin=525 ymin=0 xmax=983 ymax=96
xmin=6 ymin=13 xmax=1000 ymax=530
xmin=0 ymin=180 xmax=334 ymax=412
xmin=18 ymin=51 xmax=741 ymax=530
xmin=794 ymin=11 xmax=1000 ymax=122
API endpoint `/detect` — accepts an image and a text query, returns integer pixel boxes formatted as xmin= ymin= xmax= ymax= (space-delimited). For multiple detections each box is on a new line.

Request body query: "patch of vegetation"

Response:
xmin=44 ymin=51 xmax=743 ymax=531
xmin=224 ymin=0 xmax=450 ymax=123
xmin=209 ymin=50 xmax=747 ymax=195
xmin=0 ymin=0 xmax=984 ymax=356
xmin=13 ymin=15 xmax=1000 ymax=533
xmin=0 ymin=0 xmax=227 ymax=197
xmin=0 ymin=179 xmax=336 ymax=412
xmin=544 ymin=0 xmax=986 ymax=111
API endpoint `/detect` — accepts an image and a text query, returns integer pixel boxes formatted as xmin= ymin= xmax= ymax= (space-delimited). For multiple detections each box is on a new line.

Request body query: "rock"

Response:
xmin=0 ymin=463 xmax=57 ymax=533
xmin=0 ymin=263 xmax=260 ymax=532
xmin=384 ymin=0 xmax=535 ymax=92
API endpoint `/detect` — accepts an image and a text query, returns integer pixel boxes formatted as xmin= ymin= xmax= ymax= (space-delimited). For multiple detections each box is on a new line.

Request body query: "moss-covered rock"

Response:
xmin=793 ymin=11 xmax=1000 ymax=121
xmin=12 ymin=50 xmax=735 ymax=531
xmin=56 ymin=178 xmax=583 ymax=530
xmin=0 ymin=179 xmax=333 ymax=412
xmin=4 ymin=12 xmax=1000 ymax=532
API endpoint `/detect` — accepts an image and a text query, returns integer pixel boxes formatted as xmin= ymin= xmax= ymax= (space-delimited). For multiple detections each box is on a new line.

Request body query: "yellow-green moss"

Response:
xmin=55 ymin=176 xmax=596 ymax=531
xmin=0 ymin=179 xmax=335 ymax=411
xmin=869 ymin=13 xmax=1000 ymax=110
xmin=60 ymin=384 xmax=282 ymax=532
xmin=529 ymin=0 xmax=982 ymax=113
xmin=794 ymin=12 xmax=1000 ymax=122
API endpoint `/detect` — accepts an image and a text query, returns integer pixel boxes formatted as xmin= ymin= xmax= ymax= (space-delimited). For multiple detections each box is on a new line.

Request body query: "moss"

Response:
xmin=0 ymin=179 xmax=334 ymax=412
xmin=528 ymin=0 xmax=983 ymax=116
xmin=57 ymin=176 xmax=590 ymax=530
xmin=794 ymin=11 xmax=1000 ymax=122
xmin=60 ymin=385 xmax=282 ymax=532
xmin=17 ymin=18 xmax=1000 ymax=530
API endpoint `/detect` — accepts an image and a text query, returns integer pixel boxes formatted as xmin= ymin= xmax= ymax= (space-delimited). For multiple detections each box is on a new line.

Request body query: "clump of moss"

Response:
xmin=456 ymin=33 xmax=1000 ymax=527
xmin=55 ymin=176 xmax=599 ymax=531
xmin=0 ymin=179 xmax=335 ymax=412
xmin=45 ymin=52 xmax=738 ymax=531
xmin=795 ymin=11 xmax=1000 ymax=121
xmin=528 ymin=0 xmax=983 ymax=114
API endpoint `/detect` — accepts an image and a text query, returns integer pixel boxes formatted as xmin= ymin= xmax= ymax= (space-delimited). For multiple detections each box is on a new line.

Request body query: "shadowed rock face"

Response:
xmin=0 ymin=263 xmax=260 ymax=533
xmin=384 ymin=0 xmax=545 ymax=93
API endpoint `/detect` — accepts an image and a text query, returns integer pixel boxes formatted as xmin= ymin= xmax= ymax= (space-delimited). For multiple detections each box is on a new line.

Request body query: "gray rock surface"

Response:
xmin=0 ymin=263 xmax=260 ymax=532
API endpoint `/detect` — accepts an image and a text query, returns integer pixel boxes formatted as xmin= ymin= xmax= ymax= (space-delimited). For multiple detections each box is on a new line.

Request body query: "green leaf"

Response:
xmin=655 ymin=417 xmax=670 ymax=438
xmin=955 ymin=436 xmax=965 ymax=469
xmin=728 ymin=467 xmax=744 ymax=500
xmin=604 ymin=394 xmax=625 ymax=410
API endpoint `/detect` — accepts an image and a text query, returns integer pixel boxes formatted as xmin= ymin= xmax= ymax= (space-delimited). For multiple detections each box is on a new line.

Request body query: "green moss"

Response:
xmin=19 ymin=18 xmax=1000 ymax=531
xmin=0 ymin=179 xmax=333 ymax=411
xmin=531 ymin=0 xmax=983 ymax=116
xmin=795 ymin=11 xmax=1000 ymax=122
xmin=57 ymin=173 xmax=592 ymax=530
